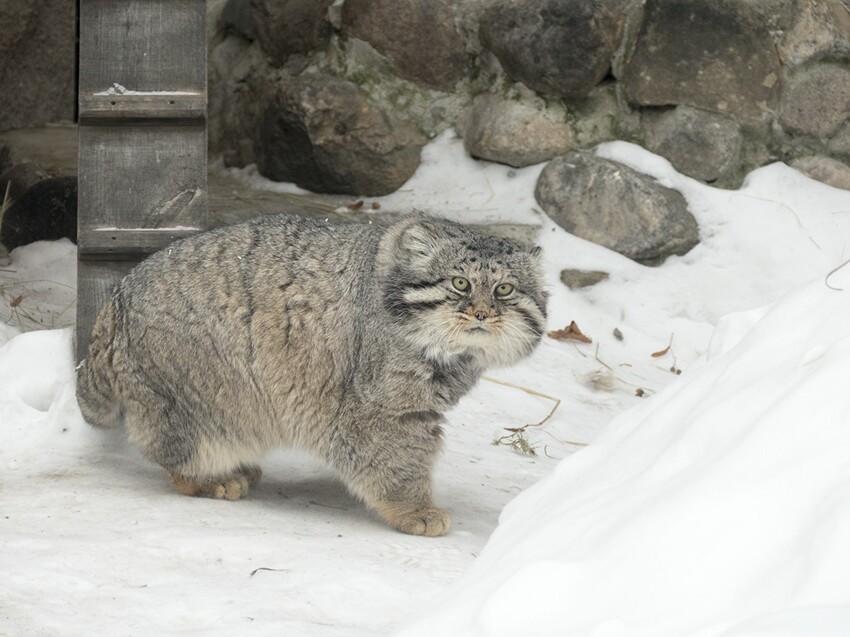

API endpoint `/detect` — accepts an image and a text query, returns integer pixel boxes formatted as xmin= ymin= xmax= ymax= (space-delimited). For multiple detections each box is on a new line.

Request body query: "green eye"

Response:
xmin=495 ymin=283 xmax=514 ymax=297
xmin=452 ymin=276 xmax=470 ymax=292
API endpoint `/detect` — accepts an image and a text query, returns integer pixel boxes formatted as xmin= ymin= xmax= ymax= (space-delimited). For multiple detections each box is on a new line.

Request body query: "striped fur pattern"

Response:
xmin=76 ymin=213 xmax=547 ymax=536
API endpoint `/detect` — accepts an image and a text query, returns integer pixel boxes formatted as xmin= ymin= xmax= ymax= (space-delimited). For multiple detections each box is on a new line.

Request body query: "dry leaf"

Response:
xmin=635 ymin=388 xmax=645 ymax=397
xmin=345 ymin=200 xmax=364 ymax=211
xmin=9 ymin=295 xmax=22 ymax=308
xmin=371 ymin=201 xmax=381 ymax=210
xmin=548 ymin=320 xmax=592 ymax=344
xmin=651 ymin=334 xmax=675 ymax=358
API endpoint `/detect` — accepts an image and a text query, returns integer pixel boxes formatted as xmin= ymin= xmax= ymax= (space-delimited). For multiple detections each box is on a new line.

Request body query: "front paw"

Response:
xmin=377 ymin=503 xmax=452 ymax=537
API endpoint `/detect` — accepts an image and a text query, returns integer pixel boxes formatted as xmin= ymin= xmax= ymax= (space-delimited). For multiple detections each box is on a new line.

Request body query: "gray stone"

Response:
xmin=342 ymin=0 xmax=469 ymax=91
xmin=778 ymin=0 xmax=850 ymax=66
xmin=779 ymin=64 xmax=850 ymax=139
xmin=535 ymin=152 xmax=699 ymax=264
xmin=250 ymin=0 xmax=333 ymax=66
xmin=622 ymin=0 xmax=781 ymax=126
xmin=479 ymin=0 xmax=625 ymax=99
xmin=254 ymin=74 xmax=426 ymax=196
xmin=790 ymin=155 xmax=850 ymax=191
xmin=208 ymin=37 xmax=274 ymax=167
xmin=0 ymin=0 xmax=75 ymax=131
xmin=221 ymin=0 xmax=255 ymax=40
xmin=0 ymin=162 xmax=49 ymax=203
xmin=560 ymin=269 xmax=610 ymax=289
xmin=828 ymin=121 xmax=850 ymax=160
xmin=569 ymin=83 xmax=641 ymax=149
xmin=645 ymin=106 xmax=742 ymax=183
xmin=459 ymin=94 xmax=574 ymax=167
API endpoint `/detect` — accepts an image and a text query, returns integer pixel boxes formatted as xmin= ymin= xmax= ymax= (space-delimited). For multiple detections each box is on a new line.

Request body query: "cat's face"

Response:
xmin=382 ymin=217 xmax=548 ymax=367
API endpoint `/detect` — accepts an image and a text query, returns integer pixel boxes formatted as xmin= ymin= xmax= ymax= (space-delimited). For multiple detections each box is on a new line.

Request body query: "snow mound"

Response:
xmin=0 ymin=328 xmax=75 ymax=412
xmin=399 ymin=266 xmax=850 ymax=637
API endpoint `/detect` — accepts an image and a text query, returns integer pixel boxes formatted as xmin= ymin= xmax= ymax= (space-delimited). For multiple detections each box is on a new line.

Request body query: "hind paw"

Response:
xmin=168 ymin=466 xmax=260 ymax=501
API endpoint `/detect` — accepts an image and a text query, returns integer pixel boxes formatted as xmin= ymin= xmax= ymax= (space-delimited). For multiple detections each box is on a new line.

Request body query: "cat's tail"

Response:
xmin=76 ymin=296 xmax=123 ymax=428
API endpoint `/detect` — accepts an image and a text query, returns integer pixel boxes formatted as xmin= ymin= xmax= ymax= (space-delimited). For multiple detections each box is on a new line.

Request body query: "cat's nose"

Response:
xmin=474 ymin=309 xmax=488 ymax=321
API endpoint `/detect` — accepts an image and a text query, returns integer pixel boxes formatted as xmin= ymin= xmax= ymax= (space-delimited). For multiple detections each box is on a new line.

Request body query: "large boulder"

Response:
xmin=254 ymin=75 xmax=426 ymax=196
xmin=622 ymin=0 xmax=781 ymax=125
xmin=0 ymin=0 xmax=75 ymax=131
xmin=0 ymin=162 xmax=49 ymax=203
xmin=779 ymin=64 xmax=850 ymax=140
xmin=249 ymin=0 xmax=333 ymax=66
xmin=645 ymin=106 xmax=742 ymax=183
xmin=221 ymin=0 xmax=255 ymax=40
xmin=778 ymin=0 xmax=850 ymax=66
xmin=479 ymin=0 xmax=625 ymax=99
xmin=208 ymin=36 xmax=274 ymax=167
xmin=342 ymin=0 xmax=469 ymax=91
xmin=790 ymin=156 xmax=850 ymax=191
xmin=0 ymin=177 xmax=77 ymax=252
xmin=535 ymin=153 xmax=699 ymax=264
xmin=459 ymin=94 xmax=574 ymax=168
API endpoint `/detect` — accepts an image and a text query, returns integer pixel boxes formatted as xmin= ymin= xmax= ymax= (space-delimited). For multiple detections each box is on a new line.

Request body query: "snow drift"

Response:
xmin=400 ymin=266 xmax=850 ymax=637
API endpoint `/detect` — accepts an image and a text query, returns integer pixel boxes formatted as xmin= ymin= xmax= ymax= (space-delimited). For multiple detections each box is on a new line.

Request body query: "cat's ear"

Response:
xmin=399 ymin=219 xmax=442 ymax=263
xmin=376 ymin=213 xmax=444 ymax=276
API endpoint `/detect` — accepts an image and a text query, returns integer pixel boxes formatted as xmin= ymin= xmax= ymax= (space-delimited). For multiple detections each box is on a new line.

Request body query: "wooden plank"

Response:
xmin=78 ymin=0 xmax=206 ymax=95
xmin=78 ymin=124 xmax=208 ymax=232
xmin=79 ymin=227 xmax=201 ymax=258
xmin=75 ymin=260 xmax=136 ymax=361
xmin=77 ymin=0 xmax=207 ymax=361
xmin=79 ymin=93 xmax=206 ymax=123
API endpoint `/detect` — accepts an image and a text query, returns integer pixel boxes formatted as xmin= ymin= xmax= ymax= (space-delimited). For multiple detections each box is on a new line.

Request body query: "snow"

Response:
xmin=95 ymin=83 xmax=200 ymax=96
xmin=3 ymin=132 xmax=850 ymax=635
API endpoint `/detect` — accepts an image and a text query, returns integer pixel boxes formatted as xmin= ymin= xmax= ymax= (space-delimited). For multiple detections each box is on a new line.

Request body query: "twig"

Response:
xmin=482 ymin=375 xmax=562 ymax=456
xmin=1 ymin=180 xmax=11 ymax=225
xmin=825 ymin=257 xmax=850 ymax=292
xmin=250 ymin=567 xmax=289 ymax=577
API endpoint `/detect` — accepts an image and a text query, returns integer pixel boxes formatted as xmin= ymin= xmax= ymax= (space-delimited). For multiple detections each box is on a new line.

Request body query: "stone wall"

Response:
xmin=0 ymin=0 xmax=76 ymax=132
xmin=208 ymin=0 xmax=850 ymax=196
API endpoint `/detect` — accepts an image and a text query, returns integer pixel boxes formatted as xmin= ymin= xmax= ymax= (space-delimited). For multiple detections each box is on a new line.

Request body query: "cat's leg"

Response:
xmin=122 ymin=394 xmax=262 ymax=501
xmin=167 ymin=465 xmax=261 ymax=501
xmin=331 ymin=414 xmax=451 ymax=536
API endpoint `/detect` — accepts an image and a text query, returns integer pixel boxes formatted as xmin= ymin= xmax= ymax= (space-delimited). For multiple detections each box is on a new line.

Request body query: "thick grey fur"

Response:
xmin=76 ymin=213 xmax=547 ymax=536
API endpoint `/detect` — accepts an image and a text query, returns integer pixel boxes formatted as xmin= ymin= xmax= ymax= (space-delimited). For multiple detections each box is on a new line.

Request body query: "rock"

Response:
xmin=560 ymin=269 xmax=610 ymax=289
xmin=778 ymin=0 xmax=850 ymax=66
xmin=779 ymin=64 xmax=850 ymax=139
xmin=221 ymin=0 xmax=255 ymax=40
xmin=342 ymin=0 xmax=469 ymax=91
xmin=208 ymin=37 xmax=273 ymax=167
xmin=0 ymin=177 xmax=77 ymax=252
xmin=622 ymin=0 xmax=781 ymax=126
xmin=254 ymin=75 xmax=426 ymax=196
xmin=535 ymin=153 xmax=699 ymax=264
xmin=828 ymin=121 xmax=850 ymax=160
xmin=459 ymin=94 xmax=574 ymax=168
xmin=0 ymin=0 xmax=75 ymax=131
xmin=645 ymin=106 xmax=742 ymax=183
xmin=0 ymin=162 xmax=49 ymax=203
xmin=790 ymin=156 xmax=850 ymax=191
xmin=249 ymin=0 xmax=333 ymax=66
xmin=479 ymin=0 xmax=625 ymax=99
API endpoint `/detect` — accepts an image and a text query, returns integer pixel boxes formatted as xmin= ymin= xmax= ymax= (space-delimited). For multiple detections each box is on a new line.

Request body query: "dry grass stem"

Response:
xmin=483 ymin=375 xmax=563 ymax=456
xmin=825 ymin=257 xmax=850 ymax=291
xmin=594 ymin=344 xmax=656 ymax=394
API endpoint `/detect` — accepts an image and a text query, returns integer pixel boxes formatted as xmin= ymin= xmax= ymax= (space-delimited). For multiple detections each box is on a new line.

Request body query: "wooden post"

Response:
xmin=76 ymin=0 xmax=208 ymax=360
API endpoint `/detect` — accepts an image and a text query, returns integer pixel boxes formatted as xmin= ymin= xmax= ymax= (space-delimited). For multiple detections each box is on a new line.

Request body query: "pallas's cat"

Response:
xmin=76 ymin=213 xmax=547 ymax=536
